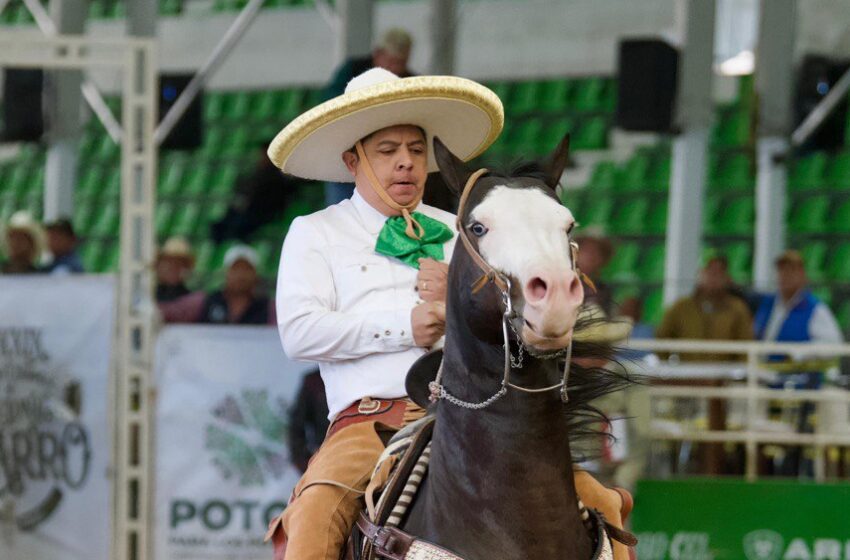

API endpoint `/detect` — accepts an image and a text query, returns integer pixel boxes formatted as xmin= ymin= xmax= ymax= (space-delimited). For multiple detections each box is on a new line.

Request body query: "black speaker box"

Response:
xmin=616 ymin=39 xmax=679 ymax=132
xmin=2 ymin=69 xmax=44 ymax=142
xmin=795 ymin=55 xmax=850 ymax=152
xmin=158 ymin=73 xmax=203 ymax=150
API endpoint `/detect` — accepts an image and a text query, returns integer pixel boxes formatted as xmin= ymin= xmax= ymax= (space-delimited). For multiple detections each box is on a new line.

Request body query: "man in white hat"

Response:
xmin=266 ymin=69 xmax=627 ymax=560
xmin=155 ymin=236 xmax=195 ymax=302
xmin=2 ymin=210 xmax=44 ymax=274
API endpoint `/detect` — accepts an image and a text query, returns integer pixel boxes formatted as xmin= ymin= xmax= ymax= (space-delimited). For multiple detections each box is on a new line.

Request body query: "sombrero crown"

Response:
xmin=267 ymin=68 xmax=504 ymax=183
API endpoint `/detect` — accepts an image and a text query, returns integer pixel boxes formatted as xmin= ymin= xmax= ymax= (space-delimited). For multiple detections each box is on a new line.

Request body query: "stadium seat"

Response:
xmin=194 ymin=240 xmax=216 ymax=274
xmin=712 ymin=108 xmax=750 ymax=148
xmin=827 ymin=199 xmax=850 ymax=234
xmin=209 ymin=164 xmax=240 ymax=196
xmin=226 ymin=92 xmax=252 ymax=121
xmin=810 ymin=287 xmax=833 ymax=307
xmin=711 ymin=196 xmax=754 ymax=236
xmin=580 ymin=196 xmax=613 ymax=228
xmin=77 ymin=165 xmax=105 ymax=200
xmin=170 ymin=202 xmax=202 ymax=237
xmin=619 ymin=154 xmax=652 ymax=191
xmin=825 ymin=243 xmax=850 ymax=281
xmin=101 ymin=242 xmax=120 ymax=272
xmin=789 ymin=195 xmax=830 ymax=234
xmin=639 ymin=243 xmax=665 ymax=283
xmin=825 ymin=152 xmax=850 ymax=190
xmin=89 ymin=202 xmax=119 ymax=238
xmin=800 ymin=241 xmax=828 ymax=283
xmin=643 ymin=288 xmax=664 ymax=327
xmin=538 ymin=118 xmax=573 ymax=154
xmin=572 ymin=78 xmax=606 ymax=113
xmin=837 ymin=301 xmax=850 ymax=334
xmin=789 ymin=152 xmax=828 ymax=191
xmin=204 ymin=92 xmax=227 ymax=122
xmin=72 ymin=201 xmax=96 ymax=237
xmin=506 ymin=118 xmax=544 ymax=158
xmin=155 ymin=202 xmax=176 ymax=238
xmin=724 ymin=241 xmax=752 ymax=283
xmin=645 ymin=199 xmax=668 ymax=235
xmin=709 ymin=153 xmax=753 ymax=191
xmin=79 ymin=240 xmax=103 ymax=272
xmin=158 ymin=159 xmax=187 ymax=198
xmin=647 ymin=156 xmax=671 ymax=191
xmin=538 ymin=79 xmax=571 ymax=113
xmin=585 ymin=161 xmax=618 ymax=190
xmin=510 ymin=81 xmax=541 ymax=116
xmin=571 ymin=117 xmax=608 ymax=150
xmin=609 ymin=198 xmax=648 ymax=235
xmin=602 ymin=241 xmax=640 ymax=283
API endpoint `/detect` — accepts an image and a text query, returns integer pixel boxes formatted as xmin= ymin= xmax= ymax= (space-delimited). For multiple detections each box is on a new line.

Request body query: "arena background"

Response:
xmin=1 ymin=1 xmax=849 ymax=559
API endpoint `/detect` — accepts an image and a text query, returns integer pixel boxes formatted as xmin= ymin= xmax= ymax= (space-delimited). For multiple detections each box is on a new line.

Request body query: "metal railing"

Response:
xmin=622 ymin=338 xmax=850 ymax=482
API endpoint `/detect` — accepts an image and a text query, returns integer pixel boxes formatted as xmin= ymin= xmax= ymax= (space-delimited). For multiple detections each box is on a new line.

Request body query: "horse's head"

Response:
xmin=435 ymin=134 xmax=583 ymax=356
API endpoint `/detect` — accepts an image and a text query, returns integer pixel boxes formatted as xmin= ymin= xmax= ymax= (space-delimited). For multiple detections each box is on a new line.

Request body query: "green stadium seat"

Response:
xmin=837 ymin=301 xmax=850 ymax=334
xmin=643 ymin=288 xmax=664 ymax=327
xmin=92 ymin=135 xmax=119 ymax=162
xmin=79 ymin=240 xmax=103 ymax=272
xmin=194 ymin=240 xmax=216 ymax=274
xmin=585 ymin=161 xmax=618 ymax=190
xmin=825 ymin=152 xmax=850 ymax=190
xmin=303 ymin=88 xmax=324 ymax=110
xmin=619 ymin=154 xmax=651 ymax=190
xmin=253 ymin=90 xmax=283 ymax=120
xmin=90 ymin=202 xmax=119 ymax=237
xmin=538 ymin=118 xmax=573 ymax=154
xmin=609 ymin=198 xmax=648 ymax=235
xmin=510 ymin=81 xmax=541 ymax=116
xmin=826 ymin=243 xmax=850 ymax=281
xmin=221 ymin=126 xmax=251 ymax=157
xmin=601 ymin=242 xmax=640 ymax=283
xmin=160 ymin=0 xmax=182 ymax=16
xmin=182 ymin=166 xmax=211 ymax=197
xmin=827 ymin=199 xmax=850 ymax=234
xmin=226 ymin=92 xmax=252 ymax=120
xmin=158 ymin=159 xmax=186 ymax=198
xmin=72 ymin=201 xmax=96 ymax=237
xmin=571 ymin=117 xmax=608 ymax=150
xmin=204 ymin=92 xmax=227 ymax=122
xmin=789 ymin=152 xmax=828 ymax=191
xmin=484 ymin=82 xmax=512 ymax=107
xmin=155 ymin=202 xmax=175 ymax=238
xmin=599 ymin=78 xmax=617 ymax=113
xmin=101 ymin=242 xmax=120 ymax=272
xmin=538 ymin=79 xmax=571 ymax=113
xmin=709 ymin=153 xmax=753 ymax=191
xmin=255 ymin=240 xmax=277 ymax=277
xmin=647 ymin=156 xmax=671 ymax=191
xmin=646 ymin=199 xmax=668 ymax=235
xmin=209 ymin=164 xmax=239 ymax=196
xmin=789 ymin=195 xmax=830 ymax=234
xmin=724 ymin=241 xmax=752 ymax=283
xmin=572 ymin=78 xmax=606 ymax=112
xmin=200 ymin=127 xmax=227 ymax=159
xmin=506 ymin=118 xmax=544 ymax=157
xmin=6 ymin=164 xmax=31 ymax=197
xmin=170 ymin=203 xmax=202 ymax=237
xmin=799 ymin=241 xmax=828 ymax=283
xmin=810 ymin=287 xmax=833 ymax=307
xmin=579 ymin=197 xmax=612 ymax=228
xmin=711 ymin=196 xmax=754 ymax=236
xmin=77 ymin=165 xmax=105 ymax=199
xmin=712 ymin=108 xmax=750 ymax=148
xmin=102 ymin=167 xmax=121 ymax=199
xmin=639 ymin=244 xmax=665 ymax=283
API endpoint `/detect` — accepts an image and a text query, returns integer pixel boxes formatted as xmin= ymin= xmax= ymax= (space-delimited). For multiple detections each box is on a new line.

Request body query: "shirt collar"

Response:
xmin=351 ymin=190 xmax=421 ymax=235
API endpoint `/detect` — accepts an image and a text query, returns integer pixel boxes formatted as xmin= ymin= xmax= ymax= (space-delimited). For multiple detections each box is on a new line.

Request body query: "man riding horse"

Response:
xmin=265 ymin=68 xmax=631 ymax=560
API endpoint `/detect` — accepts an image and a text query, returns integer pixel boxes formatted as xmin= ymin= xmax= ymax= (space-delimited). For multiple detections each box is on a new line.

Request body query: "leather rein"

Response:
xmin=428 ymin=168 xmax=582 ymax=409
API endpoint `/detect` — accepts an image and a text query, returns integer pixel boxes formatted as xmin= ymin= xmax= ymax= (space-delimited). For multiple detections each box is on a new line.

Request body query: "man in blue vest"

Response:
xmin=753 ymin=249 xmax=843 ymax=475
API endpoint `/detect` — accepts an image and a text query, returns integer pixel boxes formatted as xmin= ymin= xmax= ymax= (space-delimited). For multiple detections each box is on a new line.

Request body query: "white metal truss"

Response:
xmin=0 ymin=33 xmax=157 ymax=560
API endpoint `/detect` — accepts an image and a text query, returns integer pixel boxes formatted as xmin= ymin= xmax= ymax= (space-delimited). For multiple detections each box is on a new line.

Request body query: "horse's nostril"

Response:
xmin=526 ymin=277 xmax=548 ymax=302
xmin=569 ymin=275 xmax=582 ymax=298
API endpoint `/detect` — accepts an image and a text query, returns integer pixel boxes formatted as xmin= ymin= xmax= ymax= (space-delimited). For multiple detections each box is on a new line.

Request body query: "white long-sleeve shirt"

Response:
xmin=276 ymin=191 xmax=456 ymax=419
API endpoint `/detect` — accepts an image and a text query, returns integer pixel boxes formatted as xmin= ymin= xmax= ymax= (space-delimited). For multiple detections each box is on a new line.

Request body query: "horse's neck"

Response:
xmin=411 ymin=341 xmax=593 ymax=559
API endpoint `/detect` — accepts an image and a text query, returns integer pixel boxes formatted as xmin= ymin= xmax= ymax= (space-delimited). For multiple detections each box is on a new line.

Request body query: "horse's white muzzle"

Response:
xmin=519 ymin=268 xmax=583 ymax=351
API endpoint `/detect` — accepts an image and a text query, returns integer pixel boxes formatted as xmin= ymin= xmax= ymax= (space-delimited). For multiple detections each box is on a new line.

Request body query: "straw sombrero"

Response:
xmin=268 ymin=68 xmax=504 ymax=183
xmin=2 ymin=210 xmax=45 ymax=259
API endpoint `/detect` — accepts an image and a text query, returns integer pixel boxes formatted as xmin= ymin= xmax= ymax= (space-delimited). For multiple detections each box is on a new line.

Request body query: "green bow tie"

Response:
xmin=375 ymin=212 xmax=454 ymax=269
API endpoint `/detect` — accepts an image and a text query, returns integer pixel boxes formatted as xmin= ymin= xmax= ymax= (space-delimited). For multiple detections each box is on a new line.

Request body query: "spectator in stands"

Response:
xmin=43 ymin=218 xmax=84 ymax=274
xmin=288 ymin=369 xmax=330 ymax=474
xmin=155 ymin=237 xmax=195 ymax=302
xmin=656 ymin=254 xmax=752 ymax=362
xmin=323 ymin=28 xmax=415 ymax=206
xmin=1 ymin=210 xmax=44 ymax=274
xmin=159 ymin=244 xmax=275 ymax=325
xmin=753 ymin=250 xmax=843 ymax=477
xmin=754 ymin=250 xmax=843 ymax=348
xmin=210 ymin=140 xmax=297 ymax=244
xmin=575 ymin=226 xmax=614 ymax=315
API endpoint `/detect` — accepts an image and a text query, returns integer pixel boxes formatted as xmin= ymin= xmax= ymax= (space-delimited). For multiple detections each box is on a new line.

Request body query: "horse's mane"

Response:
xmin=482 ymin=160 xmax=551 ymax=186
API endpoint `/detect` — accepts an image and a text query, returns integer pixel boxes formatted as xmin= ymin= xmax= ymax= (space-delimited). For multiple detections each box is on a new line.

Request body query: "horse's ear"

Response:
xmin=543 ymin=133 xmax=571 ymax=190
xmin=433 ymin=136 xmax=471 ymax=196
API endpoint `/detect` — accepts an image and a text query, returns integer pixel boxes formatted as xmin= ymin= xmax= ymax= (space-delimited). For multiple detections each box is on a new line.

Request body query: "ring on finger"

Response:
xmin=422 ymin=281 xmax=429 ymax=291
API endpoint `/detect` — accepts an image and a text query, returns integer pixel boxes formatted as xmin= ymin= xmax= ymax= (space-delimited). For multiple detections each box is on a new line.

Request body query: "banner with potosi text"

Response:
xmin=154 ymin=325 xmax=313 ymax=560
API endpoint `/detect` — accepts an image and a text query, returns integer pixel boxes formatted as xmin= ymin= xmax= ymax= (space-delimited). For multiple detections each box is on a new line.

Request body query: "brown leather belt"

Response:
xmin=328 ymin=397 xmax=413 ymax=439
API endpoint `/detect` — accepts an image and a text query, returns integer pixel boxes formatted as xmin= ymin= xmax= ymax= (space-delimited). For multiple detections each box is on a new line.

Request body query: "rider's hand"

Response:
xmin=411 ymin=301 xmax=446 ymax=347
xmin=417 ymin=259 xmax=449 ymax=303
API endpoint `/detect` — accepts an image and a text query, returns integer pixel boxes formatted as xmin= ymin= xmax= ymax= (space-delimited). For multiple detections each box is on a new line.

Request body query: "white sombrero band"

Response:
xmin=268 ymin=69 xmax=504 ymax=183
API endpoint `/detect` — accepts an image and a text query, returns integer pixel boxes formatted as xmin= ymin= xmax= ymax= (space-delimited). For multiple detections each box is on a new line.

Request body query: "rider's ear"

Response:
xmin=433 ymin=136 xmax=471 ymax=197
xmin=542 ymin=133 xmax=571 ymax=191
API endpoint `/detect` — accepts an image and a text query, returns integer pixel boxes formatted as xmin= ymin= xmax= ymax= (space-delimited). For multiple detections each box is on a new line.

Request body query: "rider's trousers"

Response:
xmin=266 ymin=397 xmax=632 ymax=560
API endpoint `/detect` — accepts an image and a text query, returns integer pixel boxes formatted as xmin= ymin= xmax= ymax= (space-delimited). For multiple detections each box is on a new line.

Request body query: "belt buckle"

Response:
xmin=358 ymin=398 xmax=382 ymax=415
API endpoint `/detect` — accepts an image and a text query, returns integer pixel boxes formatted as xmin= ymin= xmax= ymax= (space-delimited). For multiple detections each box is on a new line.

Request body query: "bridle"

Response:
xmin=428 ymin=168 xmax=583 ymax=410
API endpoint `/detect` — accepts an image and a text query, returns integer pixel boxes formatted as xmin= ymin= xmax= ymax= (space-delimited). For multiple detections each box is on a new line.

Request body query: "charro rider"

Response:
xmin=265 ymin=68 xmax=630 ymax=560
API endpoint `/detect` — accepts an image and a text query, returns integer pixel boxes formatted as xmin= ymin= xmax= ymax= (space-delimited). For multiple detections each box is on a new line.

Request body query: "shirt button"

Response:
xmin=385 ymin=330 xmax=391 ymax=336
xmin=400 ymin=330 xmax=405 ymax=336
xmin=374 ymin=333 xmax=380 ymax=338
xmin=361 ymin=265 xmax=367 ymax=272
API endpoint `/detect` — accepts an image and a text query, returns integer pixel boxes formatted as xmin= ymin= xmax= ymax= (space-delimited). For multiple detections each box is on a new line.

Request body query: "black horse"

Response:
xmin=384 ymin=135 xmax=634 ymax=559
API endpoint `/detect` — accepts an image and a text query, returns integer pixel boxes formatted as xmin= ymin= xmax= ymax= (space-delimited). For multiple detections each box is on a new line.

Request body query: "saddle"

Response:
xmin=343 ymin=411 xmax=636 ymax=560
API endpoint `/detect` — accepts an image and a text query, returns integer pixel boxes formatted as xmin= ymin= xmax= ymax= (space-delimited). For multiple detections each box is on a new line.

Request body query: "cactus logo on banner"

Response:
xmin=744 ymin=530 xmax=784 ymax=560
xmin=205 ymin=389 xmax=289 ymax=487
xmin=0 ymin=327 xmax=91 ymax=531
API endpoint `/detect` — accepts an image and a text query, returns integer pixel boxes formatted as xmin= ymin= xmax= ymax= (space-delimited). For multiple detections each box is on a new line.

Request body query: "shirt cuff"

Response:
xmin=367 ymin=309 xmax=416 ymax=351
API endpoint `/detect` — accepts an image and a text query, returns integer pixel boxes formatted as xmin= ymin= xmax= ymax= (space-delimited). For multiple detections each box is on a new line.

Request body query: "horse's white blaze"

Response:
xmin=470 ymin=185 xmax=575 ymax=279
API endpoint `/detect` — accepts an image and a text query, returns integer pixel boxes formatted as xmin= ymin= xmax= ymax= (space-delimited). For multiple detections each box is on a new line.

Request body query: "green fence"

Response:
xmin=632 ymin=478 xmax=850 ymax=560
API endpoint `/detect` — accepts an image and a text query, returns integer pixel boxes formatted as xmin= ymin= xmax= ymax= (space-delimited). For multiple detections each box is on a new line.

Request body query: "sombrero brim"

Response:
xmin=3 ymin=224 xmax=45 ymax=258
xmin=268 ymin=76 xmax=504 ymax=183
xmin=406 ymin=348 xmax=443 ymax=409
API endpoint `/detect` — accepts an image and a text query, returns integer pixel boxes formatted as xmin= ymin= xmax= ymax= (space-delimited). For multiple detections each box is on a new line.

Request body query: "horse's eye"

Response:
xmin=566 ymin=222 xmax=575 ymax=235
xmin=469 ymin=222 xmax=488 ymax=237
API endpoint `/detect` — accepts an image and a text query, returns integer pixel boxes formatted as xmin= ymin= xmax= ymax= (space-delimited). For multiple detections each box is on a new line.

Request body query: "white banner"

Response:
xmin=154 ymin=325 xmax=313 ymax=560
xmin=0 ymin=276 xmax=115 ymax=560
